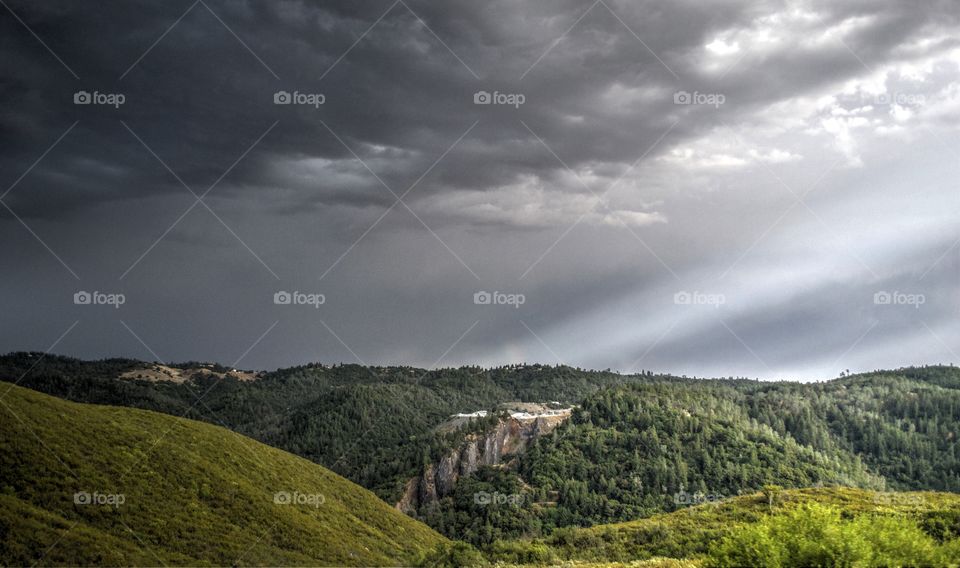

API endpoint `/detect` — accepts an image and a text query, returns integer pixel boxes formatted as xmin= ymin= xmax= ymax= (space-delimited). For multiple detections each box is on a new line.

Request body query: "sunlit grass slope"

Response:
xmin=0 ymin=383 xmax=446 ymax=566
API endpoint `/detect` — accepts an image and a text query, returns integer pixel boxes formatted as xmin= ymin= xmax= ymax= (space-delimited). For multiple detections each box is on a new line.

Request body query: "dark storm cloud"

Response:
xmin=2 ymin=0 xmax=954 ymax=212
xmin=1 ymin=0 xmax=957 ymax=377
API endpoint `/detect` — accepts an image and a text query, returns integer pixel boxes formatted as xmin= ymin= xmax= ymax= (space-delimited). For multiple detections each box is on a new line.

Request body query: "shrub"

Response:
xmin=707 ymin=503 xmax=943 ymax=567
xmin=487 ymin=540 xmax=556 ymax=565
xmin=417 ymin=542 xmax=488 ymax=568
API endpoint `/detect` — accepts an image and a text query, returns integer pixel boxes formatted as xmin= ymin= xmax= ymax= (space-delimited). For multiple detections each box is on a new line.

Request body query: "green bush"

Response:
xmin=417 ymin=541 xmax=488 ymax=567
xmin=487 ymin=539 xmax=557 ymax=565
xmin=707 ymin=503 xmax=944 ymax=567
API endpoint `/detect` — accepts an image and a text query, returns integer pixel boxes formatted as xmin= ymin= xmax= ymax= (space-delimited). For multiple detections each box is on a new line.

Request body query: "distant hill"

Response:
xmin=424 ymin=370 xmax=960 ymax=544
xmin=1 ymin=353 xmax=958 ymax=546
xmin=0 ymin=383 xmax=446 ymax=566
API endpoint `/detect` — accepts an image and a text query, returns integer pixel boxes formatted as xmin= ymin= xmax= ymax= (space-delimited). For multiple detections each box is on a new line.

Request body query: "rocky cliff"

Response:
xmin=397 ymin=410 xmax=570 ymax=512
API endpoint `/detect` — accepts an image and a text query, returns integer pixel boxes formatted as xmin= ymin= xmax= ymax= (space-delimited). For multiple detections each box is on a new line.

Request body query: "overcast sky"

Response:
xmin=1 ymin=0 xmax=957 ymax=380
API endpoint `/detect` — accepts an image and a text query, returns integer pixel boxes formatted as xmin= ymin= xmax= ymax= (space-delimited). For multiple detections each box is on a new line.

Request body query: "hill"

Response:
xmin=419 ymin=370 xmax=960 ymax=544
xmin=2 ymin=354 xmax=958 ymax=545
xmin=0 ymin=383 xmax=446 ymax=566
xmin=0 ymin=355 xmax=635 ymax=501
xmin=483 ymin=487 xmax=960 ymax=566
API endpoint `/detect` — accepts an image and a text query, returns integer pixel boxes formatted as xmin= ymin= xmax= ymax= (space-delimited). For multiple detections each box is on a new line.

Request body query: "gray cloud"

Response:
xmin=1 ymin=0 xmax=957 ymax=378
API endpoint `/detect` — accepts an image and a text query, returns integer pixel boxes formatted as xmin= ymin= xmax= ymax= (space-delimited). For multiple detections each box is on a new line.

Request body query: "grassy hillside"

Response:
xmin=0 ymin=383 xmax=446 ymax=566
xmin=484 ymin=487 xmax=960 ymax=566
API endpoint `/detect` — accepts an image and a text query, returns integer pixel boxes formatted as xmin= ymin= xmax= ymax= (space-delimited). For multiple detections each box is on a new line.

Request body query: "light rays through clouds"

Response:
xmin=0 ymin=0 xmax=957 ymax=379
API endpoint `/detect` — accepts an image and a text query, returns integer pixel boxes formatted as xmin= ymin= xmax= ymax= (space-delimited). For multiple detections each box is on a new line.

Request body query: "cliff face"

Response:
xmin=397 ymin=412 xmax=570 ymax=512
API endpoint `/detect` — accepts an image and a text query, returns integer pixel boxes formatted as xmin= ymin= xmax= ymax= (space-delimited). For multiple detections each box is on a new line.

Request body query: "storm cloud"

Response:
xmin=1 ymin=0 xmax=957 ymax=379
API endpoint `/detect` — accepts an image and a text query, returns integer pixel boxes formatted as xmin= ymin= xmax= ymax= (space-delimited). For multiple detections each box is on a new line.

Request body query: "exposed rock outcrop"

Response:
xmin=397 ymin=410 xmax=570 ymax=512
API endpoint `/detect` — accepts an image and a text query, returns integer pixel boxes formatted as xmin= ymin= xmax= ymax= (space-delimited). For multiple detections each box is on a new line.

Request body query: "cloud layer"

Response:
xmin=1 ymin=0 xmax=957 ymax=379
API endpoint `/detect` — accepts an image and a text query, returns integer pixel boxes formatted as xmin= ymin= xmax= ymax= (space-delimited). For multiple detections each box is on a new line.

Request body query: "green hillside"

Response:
xmin=2 ymin=354 xmax=959 ymax=547
xmin=0 ymin=355 xmax=635 ymax=500
xmin=516 ymin=383 xmax=884 ymax=523
xmin=0 ymin=383 xmax=446 ymax=566
xmin=483 ymin=487 xmax=960 ymax=567
xmin=421 ymin=373 xmax=960 ymax=544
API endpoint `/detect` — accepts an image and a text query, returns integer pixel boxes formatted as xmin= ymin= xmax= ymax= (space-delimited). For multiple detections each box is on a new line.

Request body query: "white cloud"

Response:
xmin=705 ymin=38 xmax=741 ymax=56
xmin=748 ymin=148 xmax=803 ymax=163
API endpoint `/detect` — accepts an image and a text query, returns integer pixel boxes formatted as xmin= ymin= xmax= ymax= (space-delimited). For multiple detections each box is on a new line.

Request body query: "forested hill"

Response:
xmin=514 ymin=374 xmax=959 ymax=527
xmin=1 ymin=353 xmax=958 ymax=545
xmin=420 ymin=368 xmax=960 ymax=543
xmin=0 ymin=356 xmax=637 ymax=499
